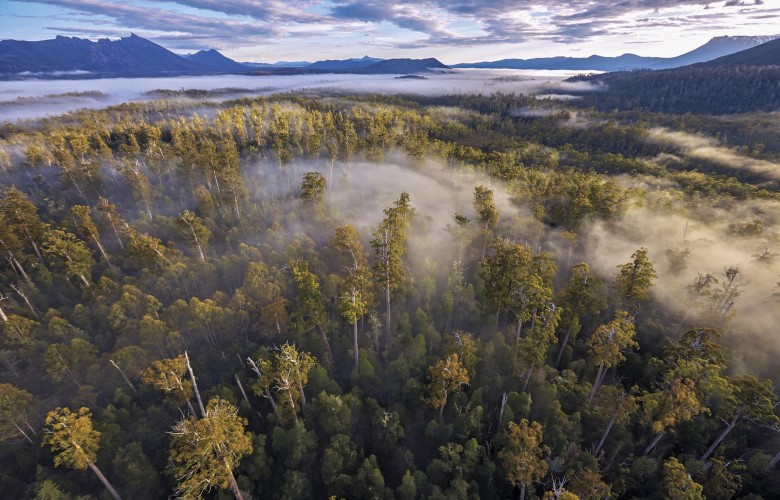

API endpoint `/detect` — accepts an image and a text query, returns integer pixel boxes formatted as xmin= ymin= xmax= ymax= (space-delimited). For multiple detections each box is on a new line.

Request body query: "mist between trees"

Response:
xmin=0 ymin=91 xmax=777 ymax=499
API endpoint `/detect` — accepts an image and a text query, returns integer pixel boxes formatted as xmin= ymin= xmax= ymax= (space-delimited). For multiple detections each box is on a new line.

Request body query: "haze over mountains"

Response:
xmin=0 ymin=34 xmax=448 ymax=78
xmin=454 ymin=35 xmax=778 ymax=71
xmin=306 ymin=56 xmax=384 ymax=70
xmin=695 ymin=37 xmax=780 ymax=68
xmin=0 ymin=34 xmax=208 ymax=77
xmin=568 ymin=37 xmax=780 ymax=114
xmin=184 ymin=49 xmax=248 ymax=73
xmin=0 ymin=33 xmax=778 ymax=79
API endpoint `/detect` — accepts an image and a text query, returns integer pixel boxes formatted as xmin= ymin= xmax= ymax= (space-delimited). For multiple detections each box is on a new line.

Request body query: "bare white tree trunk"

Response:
xmin=185 ymin=351 xmax=206 ymax=418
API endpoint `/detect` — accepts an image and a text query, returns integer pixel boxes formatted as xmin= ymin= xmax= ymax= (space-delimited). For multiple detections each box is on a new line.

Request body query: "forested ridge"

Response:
xmin=0 ymin=92 xmax=778 ymax=499
xmin=568 ymin=66 xmax=780 ymax=114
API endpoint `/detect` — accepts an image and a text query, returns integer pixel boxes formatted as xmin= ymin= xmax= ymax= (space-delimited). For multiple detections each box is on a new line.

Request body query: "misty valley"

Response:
xmin=0 ymin=75 xmax=778 ymax=499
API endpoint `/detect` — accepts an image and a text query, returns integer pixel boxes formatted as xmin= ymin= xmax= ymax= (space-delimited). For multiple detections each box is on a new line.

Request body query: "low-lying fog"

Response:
xmin=255 ymin=155 xmax=780 ymax=379
xmin=0 ymin=69 xmax=598 ymax=122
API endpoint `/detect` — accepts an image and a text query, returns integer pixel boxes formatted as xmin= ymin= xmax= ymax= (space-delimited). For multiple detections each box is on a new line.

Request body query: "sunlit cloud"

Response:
xmin=5 ymin=0 xmax=780 ymax=60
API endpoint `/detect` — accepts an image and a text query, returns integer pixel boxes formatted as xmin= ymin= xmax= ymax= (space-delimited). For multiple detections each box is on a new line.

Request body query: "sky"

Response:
xmin=1 ymin=0 xmax=779 ymax=64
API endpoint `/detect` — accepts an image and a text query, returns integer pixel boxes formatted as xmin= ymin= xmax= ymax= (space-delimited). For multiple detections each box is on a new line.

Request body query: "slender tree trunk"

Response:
xmin=498 ymin=392 xmax=508 ymax=429
xmin=521 ymin=362 xmax=535 ymax=392
xmin=587 ymin=364 xmax=606 ymax=404
xmin=77 ymin=272 xmax=90 ymax=287
xmin=298 ymin=381 xmax=307 ymax=411
xmin=353 ymin=319 xmax=360 ymax=368
xmin=700 ymin=416 xmax=738 ymax=462
xmin=109 ymin=360 xmax=138 ymax=395
xmin=20 ymin=224 xmax=43 ymax=263
xmin=643 ymin=431 xmax=665 ymax=455
xmin=0 ymin=304 xmax=7 ymax=322
xmin=234 ymin=374 xmax=252 ymax=410
xmin=108 ymin=217 xmax=124 ymax=249
xmin=767 ymin=450 xmax=780 ymax=469
xmin=9 ymin=252 xmax=33 ymax=285
xmin=90 ymin=232 xmax=112 ymax=267
xmin=185 ymin=351 xmax=206 ymax=418
xmin=225 ymin=463 xmax=244 ymax=500
xmin=287 ymin=390 xmax=298 ymax=424
xmin=13 ymin=422 xmax=33 ymax=444
xmin=594 ymin=392 xmax=625 ymax=456
xmin=514 ymin=318 xmax=523 ymax=358
xmin=384 ymin=280 xmax=392 ymax=350
xmin=520 ymin=482 xmax=526 ymax=500
xmin=1 ymin=243 xmax=33 ymax=285
xmin=184 ymin=398 xmax=198 ymax=418
xmin=481 ymin=222 xmax=489 ymax=260
xmin=181 ymin=218 xmax=205 ymax=262
xmin=10 ymin=283 xmax=37 ymax=317
xmin=53 ymin=348 xmax=81 ymax=387
xmin=264 ymin=388 xmax=282 ymax=421
xmin=232 ymin=193 xmax=241 ymax=218
xmin=315 ymin=324 xmax=334 ymax=367
xmin=555 ymin=329 xmax=572 ymax=368
xmin=2 ymin=354 xmax=18 ymax=377
xmin=86 ymin=460 xmax=122 ymax=500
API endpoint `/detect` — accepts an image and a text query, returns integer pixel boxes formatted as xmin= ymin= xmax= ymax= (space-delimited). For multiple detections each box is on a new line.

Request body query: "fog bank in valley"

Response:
xmin=582 ymin=196 xmax=780 ymax=377
xmin=647 ymin=127 xmax=780 ymax=181
xmin=248 ymin=153 xmax=780 ymax=377
xmin=0 ymin=69 xmax=599 ymax=122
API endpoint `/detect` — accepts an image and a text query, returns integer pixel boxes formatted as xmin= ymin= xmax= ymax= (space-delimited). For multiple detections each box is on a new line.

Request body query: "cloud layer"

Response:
xmin=7 ymin=0 xmax=780 ymax=58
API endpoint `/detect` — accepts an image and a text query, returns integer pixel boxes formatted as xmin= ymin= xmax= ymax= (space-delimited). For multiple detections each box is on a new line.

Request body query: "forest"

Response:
xmin=0 ymin=90 xmax=778 ymax=499
xmin=568 ymin=66 xmax=780 ymax=115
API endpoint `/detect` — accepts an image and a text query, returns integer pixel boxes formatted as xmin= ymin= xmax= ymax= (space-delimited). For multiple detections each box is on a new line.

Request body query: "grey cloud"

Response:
xmin=330 ymin=3 xmax=386 ymax=23
xmin=153 ymin=0 xmax=323 ymax=23
xmin=11 ymin=0 xmax=780 ymax=52
xmin=15 ymin=0 xmax=283 ymax=46
xmin=328 ymin=0 xmax=772 ymax=47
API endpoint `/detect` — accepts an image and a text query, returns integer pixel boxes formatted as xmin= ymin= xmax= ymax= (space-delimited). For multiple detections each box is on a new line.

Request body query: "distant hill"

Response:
xmin=306 ymin=56 xmax=383 ymax=70
xmin=0 ymin=35 xmax=247 ymax=78
xmin=249 ymin=58 xmax=449 ymax=76
xmin=185 ymin=49 xmax=248 ymax=73
xmin=453 ymin=35 xmax=778 ymax=71
xmin=675 ymin=35 xmax=779 ymax=67
xmin=361 ymin=58 xmax=448 ymax=74
xmin=696 ymin=37 xmax=780 ymax=67
xmin=241 ymin=61 xmax=311 ymax=69
xmin=567 ymin=38 xmax=780 ymax=114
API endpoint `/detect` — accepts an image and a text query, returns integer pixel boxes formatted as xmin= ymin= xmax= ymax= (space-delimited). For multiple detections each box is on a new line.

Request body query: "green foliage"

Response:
xmin=299 ymin=171 xmax=327 ymax=208
xmin=426 ymin=353 xmax=470 ymax=418
xmin=0 ymin=91 xmax=776 ymax=499
xmin=614 ymin=248 xmax=657 ymax=312
xmin=0 ymin=383 xmax=37 ymax=443
xmin=662 ymin=457 xmax=704 ymax=500
xmin=42 ymin=407 xmax=99 ymax=470
xmin=168 ymin=398 xmax=252 ymax=499
xmin=498 ymin=419 xmax=549 ymax=494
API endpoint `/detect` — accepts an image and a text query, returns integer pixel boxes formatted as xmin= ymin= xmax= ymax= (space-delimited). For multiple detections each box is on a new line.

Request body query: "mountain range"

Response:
xmin=0 ymin=34 xmax=214 ymax=77
xmin=695 ymin=36 xmax=780 ymax=67
xmin=1 ymin=33 xmax=779 ymax=80
xmin=567 ymin=37 xmax=780 ymax=114
xmin=248 ymin=58 xmax=449 ymax=76
xmin=185 ymin=49 xmax=249 ymax=73
xmin=453 ymin=35 xmax=778 ymax=71
xmin=0 ymin=35 xmax=446 ymax=78
xmin=305 ymin=56 xmax=384 ymax=70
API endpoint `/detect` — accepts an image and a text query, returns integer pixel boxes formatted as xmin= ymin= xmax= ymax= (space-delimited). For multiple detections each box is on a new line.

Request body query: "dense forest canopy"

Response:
xmin=568 ymin=66 xmax=780 ymax=115
xmin=0 ymin=89 xmax=778 ymax=499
